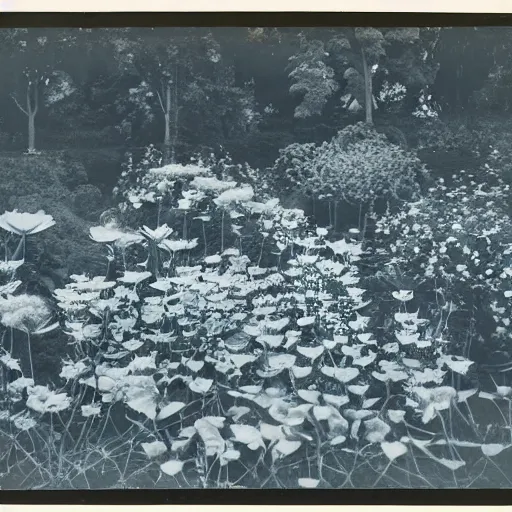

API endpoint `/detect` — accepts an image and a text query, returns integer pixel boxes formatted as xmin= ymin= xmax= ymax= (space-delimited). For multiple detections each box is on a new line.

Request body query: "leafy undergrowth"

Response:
xmin=0 ymin=153 xmax=106 ymax=288
xmin=3 ymin=390 xmax=512 ymax=489
xmin=1 ymin=155 xmax=512 ymax=489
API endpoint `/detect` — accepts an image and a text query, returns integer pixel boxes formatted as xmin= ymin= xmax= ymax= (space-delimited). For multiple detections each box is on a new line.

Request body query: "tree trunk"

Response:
xmin=28 ymin=113 xmax=36 ymax=152
xmin=27 ymin=81 xmax=38 ymax=152
xmin=361 ymin=48 xmax=373 ymax=125
xmin=12 ymin=79 xmax=39 ymax=153
xmin=171 ymin=63 xmax=179 ymax=165
xmin=163 ymin=82 xmax=172 ymax=165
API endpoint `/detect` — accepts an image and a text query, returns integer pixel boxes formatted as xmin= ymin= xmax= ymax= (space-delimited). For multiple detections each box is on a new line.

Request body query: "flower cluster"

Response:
xmin=412 ymin=91 xmax=439 ymax=119
xmin=378 ymin=81 xmax=407 ymax=104
xmin=368 ymin=151 xmax=512 ymax=362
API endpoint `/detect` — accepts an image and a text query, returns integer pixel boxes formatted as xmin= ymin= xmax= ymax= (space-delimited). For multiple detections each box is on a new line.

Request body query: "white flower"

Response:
xmin=140 ymin=224 xmax=173 ymax=242
xmin=204 ymin=254 xmax=222 ymax=265
xmin=90 ymin=226 xmax=143 ymax=246
xmin=160 ymin=459 xmax=184 ymax=476
xmin=0 ymin=210 xmax=55 ymax=235
xmin=191 ymin=176 xmax=237 ymax=192
xmin=412 ymin=386 xmax=456 ymax=423
xmin=118 ymin=271 xmax=152 ymax=284
xmin=394 ymin=311 xmax=427 ymax=329
xmin=71 ymin=276 xmax=116 ymax=292
xmin=12 ymin=411 xmax=37 ymax=431
xmin=0 ymin=259 xmax=24 ymax=274
xmin=90 ymin=225 xmax=125 ymax=243
xmin=149 ymin=163 xmax=206 ymax=180
xmin=364 ymin=417 xmax=391 ymax=443
xmin=387 ymin=409 xmax=406 ymax=423
xmin=481 ymin=443 xmax=506 ymax=457
xmin=326 ymin=239 xmax=363 ymax=259
xmin=8 ymin=377 xmax=34 ymax=399
xmin=381 ymin=441 xmax=408 ymax=461
xmin=26 ymin=385 xmax=72 ymax=414
xmin=348 ymin=313 xmax=370 ymax=331
xmin=159 ymin=238 xmax=199 ymax=252
xmin=230 ymin=424 xmax=265 ymax=450
xmin=0 ymin=280 xmax=22 ymax=295
xmin=214 ymin=186 xmax=254 ymax=206
xmin=392 ymin=290 xmax=413 ymax=302
xmin=141 ymin=440 xmax=168 ymax=458
xmin=298 ymin=478 xmax=320 ymax=488
xmin=436 ymin=354 xmax=474 ymax=375
xmin=0 ymin=294 xmax=52 ymax=333
xmin=81 ymin=403 xmax=102 ymax=417
xmin=177 ymin=198 xmax=192 ymax=210
xmin=60 ymin=360 xmax=88 ymax=381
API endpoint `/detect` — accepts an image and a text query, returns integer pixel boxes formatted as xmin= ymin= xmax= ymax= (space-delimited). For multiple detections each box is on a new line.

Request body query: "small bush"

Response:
xmin=271 ymin=122 xmax=427 ymax=206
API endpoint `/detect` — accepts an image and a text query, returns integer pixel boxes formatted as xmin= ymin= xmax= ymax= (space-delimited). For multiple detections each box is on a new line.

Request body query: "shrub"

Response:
xmin=0 ymin=154 xmax=105 ymax=281
xmin=271 ymin=122 xmax=427 ymax=206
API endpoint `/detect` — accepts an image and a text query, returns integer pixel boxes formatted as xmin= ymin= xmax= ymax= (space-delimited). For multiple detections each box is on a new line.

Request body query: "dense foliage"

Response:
xmin=272 ymin=122 xmax=427 ymax=204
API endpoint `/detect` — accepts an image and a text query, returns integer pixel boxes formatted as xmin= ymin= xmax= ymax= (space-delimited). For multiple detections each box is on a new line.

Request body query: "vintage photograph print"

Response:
xmin=1 ymin=17 xmax=512 ymax=494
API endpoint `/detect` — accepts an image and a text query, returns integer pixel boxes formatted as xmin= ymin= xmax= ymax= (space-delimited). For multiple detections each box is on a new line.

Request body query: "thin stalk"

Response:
xmin=202 ymin=222 xmax=207 ymax=257
xmin=0 ymin=365 xmax=5 ymax=396
xmin=157 ymin=200 xmax=162 ymax=228
xmin=257 ymin=238 xmax=265 ymax=267
xmin=221 ymin=211 xmax=225 ymax=252
xmin=27 ymin=331 xmax=34 ymax=380
xmin=11 ymin=235 xmax=24 ymax=261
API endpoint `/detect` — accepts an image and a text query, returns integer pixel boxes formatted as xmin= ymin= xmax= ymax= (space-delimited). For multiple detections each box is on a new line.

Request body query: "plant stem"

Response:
xmin=12 ymin=236 xmax=24 ymax=261
xmin=202 ymin=222 xmax=207 ymax=257
xmin=221 ymin=211 xmax=225 ymax=252
xmin=27 ymin=331 xmax=34 ymax=381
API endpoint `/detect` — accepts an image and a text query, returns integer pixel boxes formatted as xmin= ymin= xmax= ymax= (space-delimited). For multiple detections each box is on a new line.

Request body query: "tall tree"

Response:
xmin=287 ymin=34 xmax=339 ymax=119
xmin=111 ymin=28 xmax=206 ymax=164
xmin=288 ymin=27 xmax=439 ymax=125
xmin=111 ymin=28 xmax=258 ymax=161
xmin=180 ymin=31 xmax=259 ymax=150
xmin=0 ymin=28 xmax=78 ymax=153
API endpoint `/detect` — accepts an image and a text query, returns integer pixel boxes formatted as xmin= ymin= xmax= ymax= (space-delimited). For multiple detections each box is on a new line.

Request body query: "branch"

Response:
xmin=10 ymin=94 xmax=29 ymax=116
xmin=156 ymin=88 xmax=165 ymax=114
